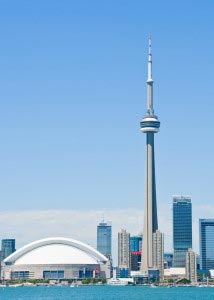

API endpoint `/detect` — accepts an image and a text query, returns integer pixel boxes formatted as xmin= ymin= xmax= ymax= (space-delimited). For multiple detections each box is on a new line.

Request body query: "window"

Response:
xmin=43 ymin=270 xmax=64 ymax=279
xmin=12 ymin=271 xmax=29 ymax=279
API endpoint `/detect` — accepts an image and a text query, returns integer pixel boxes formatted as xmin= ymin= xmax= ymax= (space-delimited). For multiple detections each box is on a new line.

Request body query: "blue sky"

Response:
xmin=0 ymin=0 xmax=214 ymax=221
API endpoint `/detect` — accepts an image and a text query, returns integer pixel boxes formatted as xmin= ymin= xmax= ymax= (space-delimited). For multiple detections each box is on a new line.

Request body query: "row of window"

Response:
xmin=12 ymin=269 xmax=95 ymax=279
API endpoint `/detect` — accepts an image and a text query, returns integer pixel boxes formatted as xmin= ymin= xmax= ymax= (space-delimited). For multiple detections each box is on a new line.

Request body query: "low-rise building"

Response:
xmin=1 ymin=237 xmax=109 ymax=280
xmin=164 ymin=267 xmax=186 ymax=281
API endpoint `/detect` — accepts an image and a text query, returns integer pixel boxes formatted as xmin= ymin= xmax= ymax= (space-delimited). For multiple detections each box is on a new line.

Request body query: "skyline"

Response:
xmin=0 ymin=1 xmax=214 ymax=263
xmin=0 ymin=204 xmax=213 ymax=264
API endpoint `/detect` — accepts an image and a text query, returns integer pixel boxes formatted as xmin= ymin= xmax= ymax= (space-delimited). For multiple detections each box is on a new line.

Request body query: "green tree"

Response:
xmin=177 ymin=278 xmax=190 ymax=285
xmin=82 ymin=278 xmax=91 ymax=284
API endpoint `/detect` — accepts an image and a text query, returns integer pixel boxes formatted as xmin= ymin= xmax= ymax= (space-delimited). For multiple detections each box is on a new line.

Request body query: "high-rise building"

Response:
xmin=199 ymin=219 xmax=214 ymax=270
xmin=173 ymin=196 xmax=192 ymax=267
xmin=97 ymin=221 xmax=112 ymax=258
xmin=153 ymin=230 xmax=164 ymax=280
xmin=118 ymin=229 xmax=130 ymax=268
xmin=140 ymin=37 xmax=161 ymax=273
xmin=130 ymin=252 xmax=141 ymax=271
xmin=1 ymin=239 xmax=16 ymax=260
xmin=130 ymin=235 xmax=142 ymax=252
xmin=186 ymin=248 xmax=197 ymax=284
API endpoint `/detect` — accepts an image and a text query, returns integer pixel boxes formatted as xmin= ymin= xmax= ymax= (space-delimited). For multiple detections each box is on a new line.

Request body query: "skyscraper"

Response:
xmin=97 ymin=221 xmax=112 ymax=258
xmin=118 ymin=229 xmax=130 ymax=269
xmin=1 ymin=239 xmax=16 ymax=260
xmin=130 ymin=252 xmax=141 ymax=271
xmin=173 ymin=196 xmax=192 ymax=267
xmin=199 ymin=219 xmax=214 ymax=270
xmin=130 ymin=235 xmax=142 ymax=252
xmin=130 ymin=235 xmax=142 ymax=272
xmin=140 ymin=37 xmax=160 ymax=273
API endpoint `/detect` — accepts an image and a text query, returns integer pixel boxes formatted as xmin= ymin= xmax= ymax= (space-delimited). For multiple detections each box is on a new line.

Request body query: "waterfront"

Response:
xmin=0 ymin=286 xmax=214 ymax=300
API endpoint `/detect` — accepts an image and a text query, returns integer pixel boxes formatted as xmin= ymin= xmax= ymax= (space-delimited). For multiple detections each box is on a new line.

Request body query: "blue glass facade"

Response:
xmin=130 ymin=236 xmax=142 ymax=252
xmin=199 ymin=219 xmax=214 ymax=270
xmin=97 ymin=222 xmax=112 ymax=257
xmin=1 ymin=239 xmax=16 ymax=260
xmin=12 ymin=271 xmax=29 ymax=279
xmin=79 ymin=270 xmax=94 ymax=278
xmin=43 ymin=270 xmax=64 ymax=279
xmin=116 ymin=267 xmax=130 ymax=278
xmin=164 ymin=253 xmax=173 ymax=268
xmin=173 ymin=196 xmax=192 ymax=267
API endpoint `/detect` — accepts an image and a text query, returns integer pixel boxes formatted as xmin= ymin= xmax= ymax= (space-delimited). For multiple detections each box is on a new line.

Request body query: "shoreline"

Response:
xmin=0 ymin=283 xmax=213 ymax=288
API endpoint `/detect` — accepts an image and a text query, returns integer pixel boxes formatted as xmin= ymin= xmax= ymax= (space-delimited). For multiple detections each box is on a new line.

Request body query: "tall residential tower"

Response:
xmin=140 ymin=38 xmax=161 ymax=273
xmin=118 ymin=229 xmax=130 ymax=269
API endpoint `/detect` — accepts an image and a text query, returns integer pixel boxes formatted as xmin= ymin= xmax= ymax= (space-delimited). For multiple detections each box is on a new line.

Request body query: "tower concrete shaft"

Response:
xmin=140 ymin=37 xmax=160 ymax=273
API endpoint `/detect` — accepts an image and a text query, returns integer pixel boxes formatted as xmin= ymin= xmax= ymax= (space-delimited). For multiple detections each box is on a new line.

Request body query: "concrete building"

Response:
xmin=173 ymin=196 xmax=192 ymax=267
xmin=1 ymin=237 xmax=109 ymax=280
xmin=164 ymin=268 xmax=186 ymax=281
xmin=199 ymin=219 xmax=214 ymax=270
xmin=118 ymin=229 xmax=130 ymax=269
xmin=140 ymin=37 xmax=160 ymax=273
xmin=97 ymin=221 xmax=112 ymax=258
xmin=186 ymin=248 xmax=197 ymax=284
xmin=1 ymin=239 xmax=16 ymax=261
xmin=153 ymin=230 xmax=164 ymax=280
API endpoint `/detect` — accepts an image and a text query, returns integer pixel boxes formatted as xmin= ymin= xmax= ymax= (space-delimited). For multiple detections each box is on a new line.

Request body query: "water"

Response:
xmin=0 ymin=286 xmax=214 ymax=300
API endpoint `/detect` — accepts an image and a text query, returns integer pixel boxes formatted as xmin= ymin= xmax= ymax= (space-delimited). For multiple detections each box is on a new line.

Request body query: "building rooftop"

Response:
xmin=4 ymin=237 xmax=108 ymax=266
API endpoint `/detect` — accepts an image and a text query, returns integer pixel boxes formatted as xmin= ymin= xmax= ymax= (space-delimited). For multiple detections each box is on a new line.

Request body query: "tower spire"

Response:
xmin=147 ymin=36 xmax=154 ymax=115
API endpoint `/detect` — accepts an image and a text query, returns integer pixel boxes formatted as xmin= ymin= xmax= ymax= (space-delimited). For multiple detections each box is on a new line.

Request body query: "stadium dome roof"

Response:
xmin=4 ymin=237 xmax=108 ymax=265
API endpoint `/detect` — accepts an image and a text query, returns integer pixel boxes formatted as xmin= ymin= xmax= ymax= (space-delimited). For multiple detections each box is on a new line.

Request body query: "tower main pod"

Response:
xmin=140 ymin=38 xmax=160 ymax=273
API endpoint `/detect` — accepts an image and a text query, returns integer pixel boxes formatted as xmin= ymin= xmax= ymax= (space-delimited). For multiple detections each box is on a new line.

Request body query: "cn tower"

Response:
xmin=140 ymin=37 xmax=160 ymax=273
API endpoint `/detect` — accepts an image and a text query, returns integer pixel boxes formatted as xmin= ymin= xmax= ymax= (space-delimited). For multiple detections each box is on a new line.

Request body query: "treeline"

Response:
xmin=81 ymin=278 xmax=107 ymax=284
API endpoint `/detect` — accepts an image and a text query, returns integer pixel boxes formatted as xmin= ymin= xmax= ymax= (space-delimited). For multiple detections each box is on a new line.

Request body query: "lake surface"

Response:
xmin=0 ymin=285 xmax=214 ymax=300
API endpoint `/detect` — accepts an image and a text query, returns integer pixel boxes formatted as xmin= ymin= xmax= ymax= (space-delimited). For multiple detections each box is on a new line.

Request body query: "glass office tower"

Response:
xmin=199 ymin=219 xmax=214 ymax=270
xmin=97 ymin=222 xmax=112 ymax=258
xmin=130 ymin=235 xmax=142 ymax=252
xmin=1 ymin=239 xmax=16 ymax=260
xmin=173 ymin=196 xmax=192 ymax=267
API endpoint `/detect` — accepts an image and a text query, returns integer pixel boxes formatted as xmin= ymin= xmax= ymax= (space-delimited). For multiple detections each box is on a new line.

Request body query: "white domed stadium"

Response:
xmin=2 ymin=237 xmax=109 ymax=280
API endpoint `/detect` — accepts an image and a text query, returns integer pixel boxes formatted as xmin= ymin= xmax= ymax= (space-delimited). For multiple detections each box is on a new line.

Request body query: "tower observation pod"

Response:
xmin=140 ymin=37 xmax=160 ymax=273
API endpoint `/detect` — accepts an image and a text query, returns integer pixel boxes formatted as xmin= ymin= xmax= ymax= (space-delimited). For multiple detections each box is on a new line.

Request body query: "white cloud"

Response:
xmin=0 ymin=209 xmax=145 ymax=264
xmin=0 ymin=204 xmax=212 ymax=264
